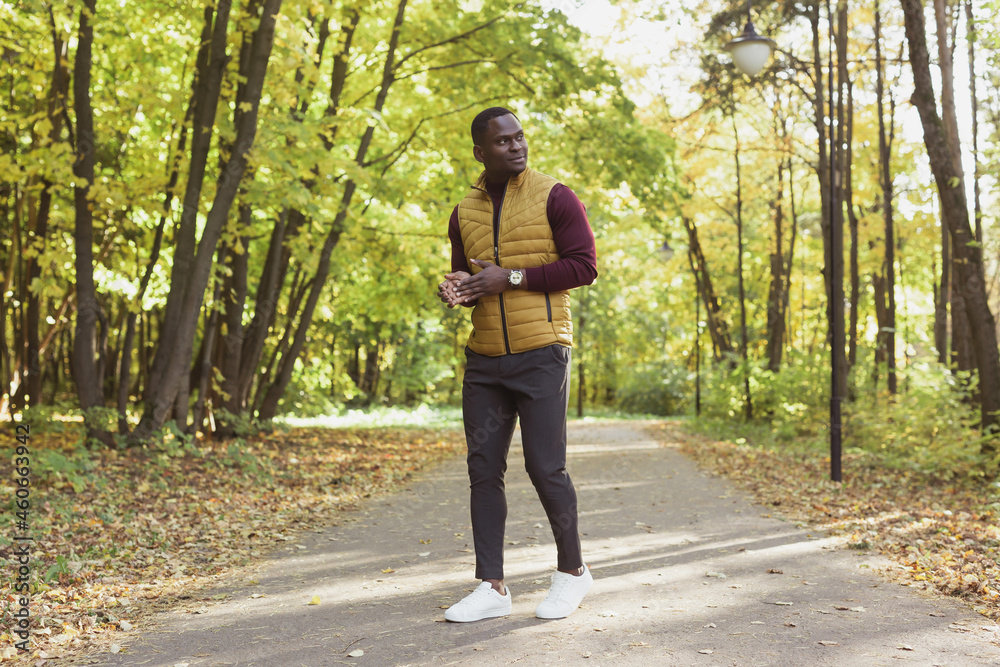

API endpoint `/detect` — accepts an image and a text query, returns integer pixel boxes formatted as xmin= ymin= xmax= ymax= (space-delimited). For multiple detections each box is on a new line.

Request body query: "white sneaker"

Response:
xmin=444 ymin=582 xmax=512 ymax=622
xmin=535 ymin=565 xmax=593 ymax=619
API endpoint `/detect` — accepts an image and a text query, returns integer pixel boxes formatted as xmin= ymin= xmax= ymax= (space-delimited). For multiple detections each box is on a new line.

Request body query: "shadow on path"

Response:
xmin=90 ymin=421 xmax=1000 ymax=666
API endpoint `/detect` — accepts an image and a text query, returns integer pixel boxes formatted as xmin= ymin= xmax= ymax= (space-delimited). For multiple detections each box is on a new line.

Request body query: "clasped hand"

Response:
xmin=437 ymin=259 xmax=511 ymax=308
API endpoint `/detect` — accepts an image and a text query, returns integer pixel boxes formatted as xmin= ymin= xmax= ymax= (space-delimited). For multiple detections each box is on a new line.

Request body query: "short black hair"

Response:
xmin=471 ymin=107 xmax=518 ymax=145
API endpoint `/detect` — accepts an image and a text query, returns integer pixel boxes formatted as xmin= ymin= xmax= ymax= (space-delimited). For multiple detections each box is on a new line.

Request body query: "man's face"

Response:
xmin=474 ymin=114 xmax=528 ymax=182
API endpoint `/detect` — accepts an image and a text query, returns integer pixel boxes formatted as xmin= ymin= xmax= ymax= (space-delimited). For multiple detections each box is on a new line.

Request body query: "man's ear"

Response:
xmin=473 ymin=145 xmax=484 ymax=164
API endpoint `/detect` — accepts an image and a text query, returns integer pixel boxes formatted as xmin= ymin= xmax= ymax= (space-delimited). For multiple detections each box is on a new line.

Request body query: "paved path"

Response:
xmin=92 ymin=422 xmax=1000 ymax=666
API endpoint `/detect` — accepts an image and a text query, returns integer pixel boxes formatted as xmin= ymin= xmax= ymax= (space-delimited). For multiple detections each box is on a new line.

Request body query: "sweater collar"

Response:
xmin=472 ymin=167 xmax=531 ymax=193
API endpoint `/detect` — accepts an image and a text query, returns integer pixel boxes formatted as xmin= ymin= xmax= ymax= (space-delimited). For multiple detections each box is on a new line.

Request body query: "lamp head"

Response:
xmin=725 ymin=20 xmax=775 ymax=77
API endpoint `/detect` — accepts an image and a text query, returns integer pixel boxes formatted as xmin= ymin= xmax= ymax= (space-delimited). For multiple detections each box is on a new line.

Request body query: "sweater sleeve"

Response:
xmin=448 ymin=205 xmax=470 ymax=274
xmin=521 ymin=184 xmax=598 ymax=292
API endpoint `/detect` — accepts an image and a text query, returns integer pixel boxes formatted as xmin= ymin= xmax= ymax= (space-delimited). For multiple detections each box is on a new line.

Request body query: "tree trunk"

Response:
xmin=258 ymin=0 xmax=407 ymax=422
xmin=681 ymin=216 xmax=734 ymax=361
xmin=934 ymin=0 xmax=975 ymax=375
xmin=785 ymin=157 xmax=799 ymax=355
xmin=190 ymin=285 xmax=221 ymax=437
xmin=26 ymin=11 xmax=71 ymax=408
xmin=901 ymin=0 xmax=1000 ymax=438
xmin=874 ymin=0 xmax=898 ymax=394
xmin=845 ymin=77 xmax=860 ymax=374
xmin=144 ymin=2 xmax=231 ymax=399
xmin=731 ymin=112 xmax=752 ymax=421
xmin=830 ymin=0 xmax=847 ymax=405
xmin=964 ymin=0 xmax=982 ymax=245
xmin=131 ymin=0 xmax=283 ymax=443
xmin=807 ymin=3 xmax=834 ymax=321
xmin=765 ymin=141 xmax=786 ymax=372
xmin=71 ymin=0 xmax=110 ymax=443
xmin=237 ymin=11 xmax=359 ymax=415
xmin=118 ymin=104 xmax=190 ymax=433
xmin=217 ymin=206 xmax=251 ymax=438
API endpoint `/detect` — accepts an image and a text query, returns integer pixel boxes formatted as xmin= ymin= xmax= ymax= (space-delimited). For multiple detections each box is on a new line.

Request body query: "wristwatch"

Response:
xmin=508 ymin=269 xmax=523 ymax=288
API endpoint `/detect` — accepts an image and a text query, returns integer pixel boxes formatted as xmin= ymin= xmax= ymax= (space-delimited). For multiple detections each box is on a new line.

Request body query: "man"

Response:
xmin=437 ymin=107 xmax=597 ymax=622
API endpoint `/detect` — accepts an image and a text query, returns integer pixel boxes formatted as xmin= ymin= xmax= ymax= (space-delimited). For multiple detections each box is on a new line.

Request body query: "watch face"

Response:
xmin=510 ymin=270 xmax=522 ymax=286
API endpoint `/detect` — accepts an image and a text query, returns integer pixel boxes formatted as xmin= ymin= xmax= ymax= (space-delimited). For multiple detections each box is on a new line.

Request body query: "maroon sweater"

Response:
xmin=448 ymin=179 xmax=598 ymax=293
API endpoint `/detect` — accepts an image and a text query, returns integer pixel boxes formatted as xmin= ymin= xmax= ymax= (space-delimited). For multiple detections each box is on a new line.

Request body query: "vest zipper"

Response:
xmin=493 ymin=181 xmax=512 ymax=355
xmin=545 ymin=293 xmax=552 ymax=322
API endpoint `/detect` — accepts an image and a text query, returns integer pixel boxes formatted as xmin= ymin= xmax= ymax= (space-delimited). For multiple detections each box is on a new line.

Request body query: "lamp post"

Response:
xmin=825 ymin=0 xmax=844 ymax=483
xmin=723 ymin=0 xmax=842 ymax=482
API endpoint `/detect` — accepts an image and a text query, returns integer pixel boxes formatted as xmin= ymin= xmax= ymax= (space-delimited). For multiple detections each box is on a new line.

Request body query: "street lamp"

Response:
xmin=721 ymin=1 xmax=842 ymax=482
xmin=724 ymin=0 xmax=776 ymax=76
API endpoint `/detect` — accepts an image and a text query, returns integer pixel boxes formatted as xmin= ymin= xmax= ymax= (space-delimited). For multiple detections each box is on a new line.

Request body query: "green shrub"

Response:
xmin=615 ymin=362 xmax=689 ymax=416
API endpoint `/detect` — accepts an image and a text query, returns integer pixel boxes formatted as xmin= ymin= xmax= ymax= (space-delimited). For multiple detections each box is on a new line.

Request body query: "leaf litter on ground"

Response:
xmin=0 ymin=426 xmax=463 ymax=664
xmin=650 ymin=422 xmax=1000 ymax=627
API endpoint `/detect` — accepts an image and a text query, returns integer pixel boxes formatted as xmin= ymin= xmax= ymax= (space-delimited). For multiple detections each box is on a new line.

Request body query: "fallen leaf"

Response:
xmin=381 ymin=568 xmax=395 ymax=574
xmin=705 ymin=571 xmax=727 ymax=579
xmin=348 ymin=649 xmax=364 ymax=657
xmin=818 ymin=640 xmax=839 ymax=646
xmin=118 ymin=620 xmax=133 ymax=631
xmin=766 ymin=569 xmax=783 ymax=574
xmin=704 ymin=623 xmax=716 ymax=628
xmin=773 ymin=601 xmax=793 ymax=606
xmin=698 ymin=649 xmax=714 ymax=654
xmin=897 ymin=645 xmax=914 ymax=651
xmin=849 ymin=606 xmax=866 ymax=613
xmin=307 ymin=595 xmax=321 ymax=605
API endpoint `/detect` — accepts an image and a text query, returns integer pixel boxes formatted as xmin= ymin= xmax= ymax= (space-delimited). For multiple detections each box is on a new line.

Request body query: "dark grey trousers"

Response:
xmin=462 ymin=344 xmax=583 ymax=580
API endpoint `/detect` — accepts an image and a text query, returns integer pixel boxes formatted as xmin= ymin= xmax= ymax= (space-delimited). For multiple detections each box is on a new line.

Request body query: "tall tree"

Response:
xmin=874 ymin=0 xmax=898 ymax=394
xmin=130 ymin=0 xmax=284 ymax=442
xmin=934 ymin=0 xmax=974 ymax=375
xmin=731 ymin=110 xmax=752 ymax=421
xmin=901 ymin=0 xmax=1000 ymax=438
xmin=71 ymin=0 xmax=110 ymax=443
xmin=964 ymin=0 xmax=983 ymax=246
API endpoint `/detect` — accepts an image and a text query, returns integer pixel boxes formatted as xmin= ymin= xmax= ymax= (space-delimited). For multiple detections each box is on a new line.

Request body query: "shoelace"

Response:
xmin=459 ymin=585 xmax=496 ymax=607
xmin=544 ymin=574 xmax=573 ymax=602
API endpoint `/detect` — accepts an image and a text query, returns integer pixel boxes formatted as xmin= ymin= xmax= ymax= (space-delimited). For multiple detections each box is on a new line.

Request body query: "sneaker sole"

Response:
xmin=445 ymin=608 xmax=511 ymax=623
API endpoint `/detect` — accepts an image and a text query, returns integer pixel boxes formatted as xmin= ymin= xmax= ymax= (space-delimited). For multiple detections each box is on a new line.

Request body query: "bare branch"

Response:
xmin=392 ymin=16 xmax=502 ymax=71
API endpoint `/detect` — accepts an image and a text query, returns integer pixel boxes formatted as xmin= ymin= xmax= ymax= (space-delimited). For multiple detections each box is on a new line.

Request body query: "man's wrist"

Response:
xmin=507 ymin=268 xmax=524 ymax=289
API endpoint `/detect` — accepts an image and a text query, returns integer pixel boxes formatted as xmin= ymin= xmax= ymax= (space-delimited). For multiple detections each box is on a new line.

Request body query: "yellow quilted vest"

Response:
xmin=457 ymin=168 xmax=573 ymax=356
